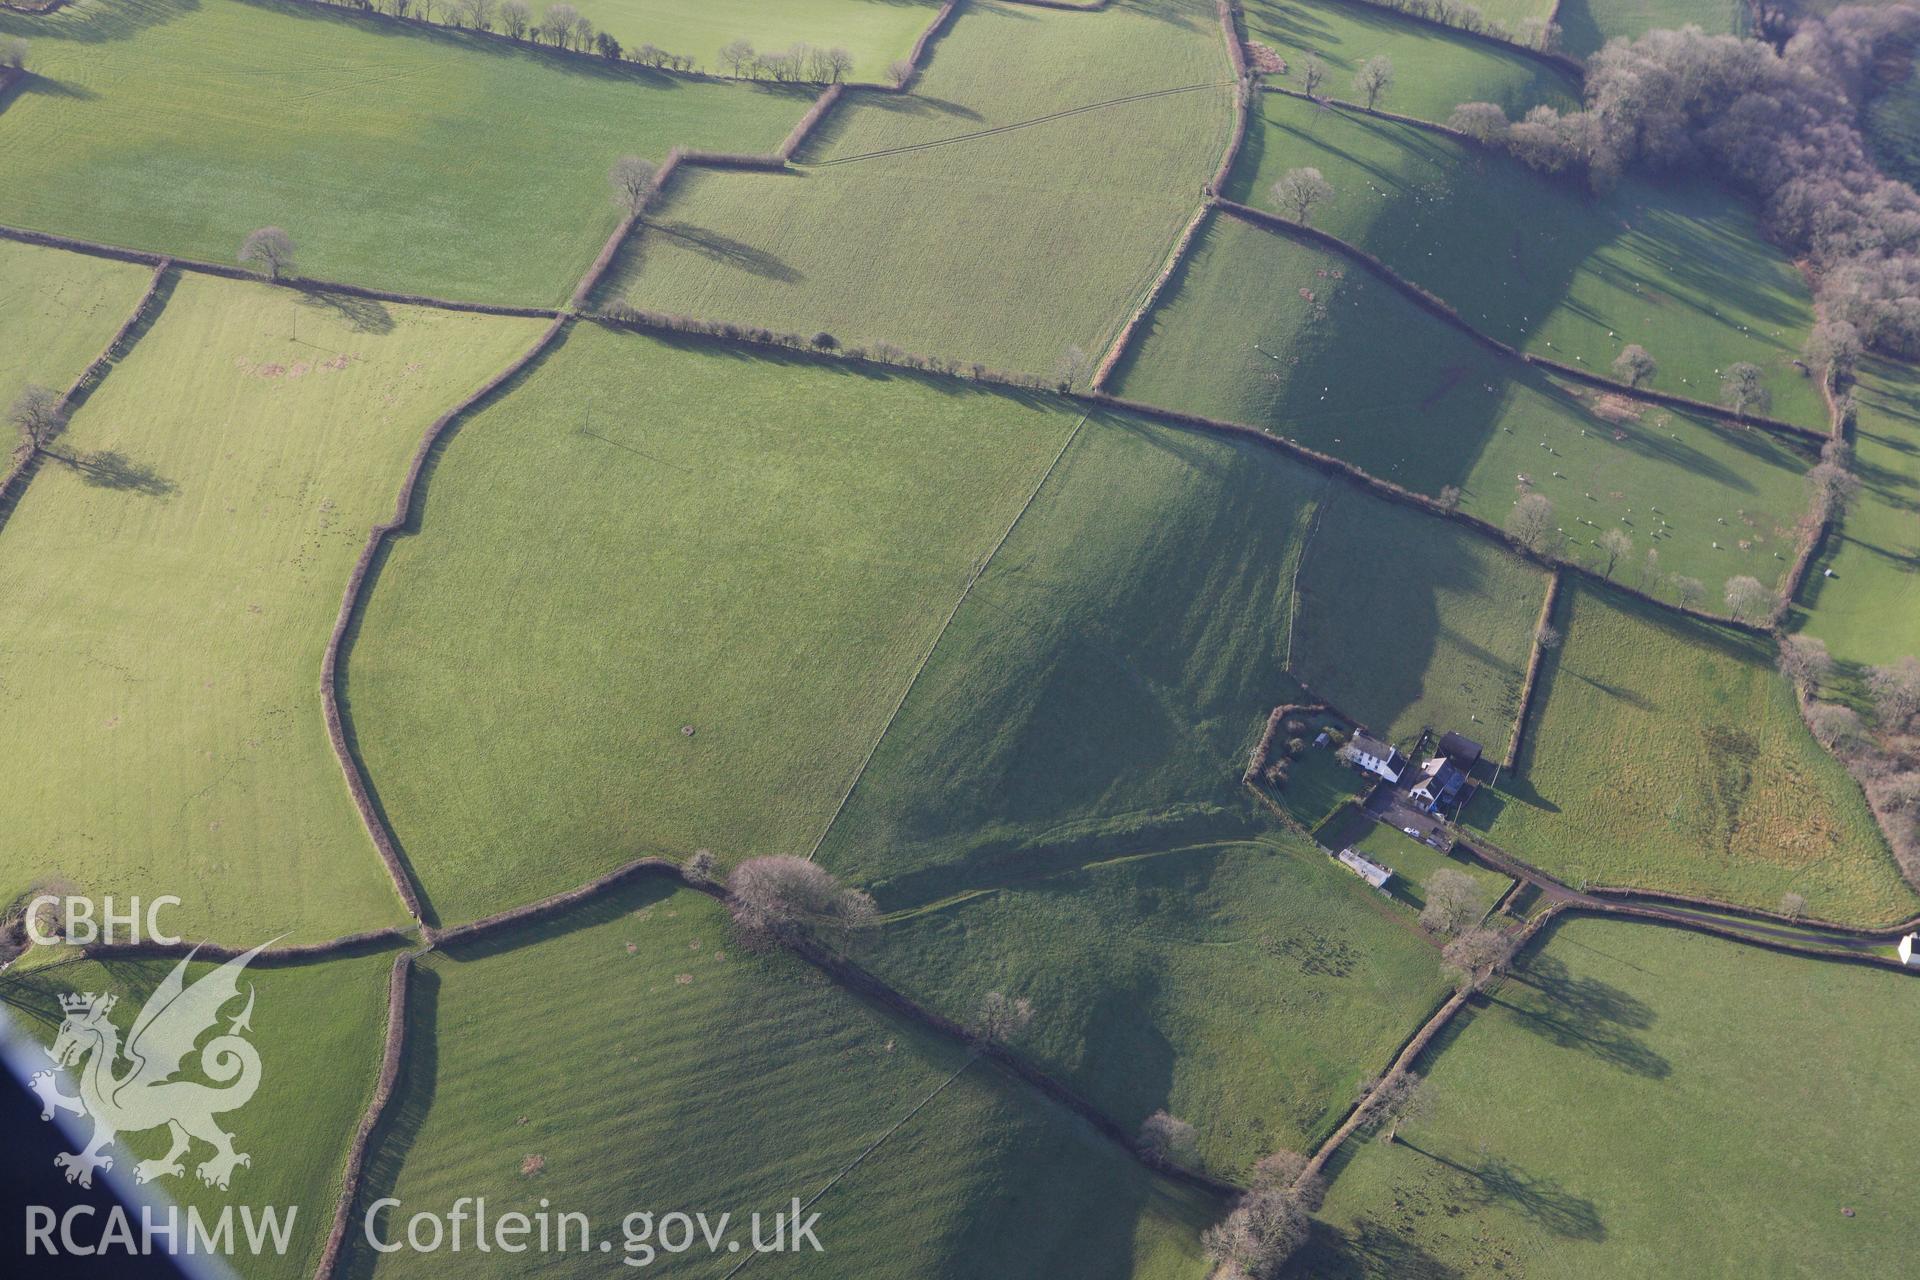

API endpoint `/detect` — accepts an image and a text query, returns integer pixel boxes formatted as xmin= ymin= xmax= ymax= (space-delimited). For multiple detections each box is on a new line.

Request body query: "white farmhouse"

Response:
xmin=1900 ymin=933 xmax=1920 ymax=967
xmin=1340 ymin=732 xmax=1407 ymax=783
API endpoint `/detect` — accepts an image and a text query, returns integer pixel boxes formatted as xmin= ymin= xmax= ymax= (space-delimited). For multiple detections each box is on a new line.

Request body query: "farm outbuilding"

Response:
xmin=1337 ymin=847 xmax=1393 ymax=889
xmin=1900 ymin=933 xmax=1920 ymax=967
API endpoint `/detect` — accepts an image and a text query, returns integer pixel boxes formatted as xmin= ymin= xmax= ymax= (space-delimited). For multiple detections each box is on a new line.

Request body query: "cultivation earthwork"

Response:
xmin=6 ymin=0 xmax=1920 ymax=1275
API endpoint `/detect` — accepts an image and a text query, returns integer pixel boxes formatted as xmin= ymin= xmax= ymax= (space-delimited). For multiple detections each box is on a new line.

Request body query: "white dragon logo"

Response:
xmin=30 ymin=942 xmax=269 ymax=1191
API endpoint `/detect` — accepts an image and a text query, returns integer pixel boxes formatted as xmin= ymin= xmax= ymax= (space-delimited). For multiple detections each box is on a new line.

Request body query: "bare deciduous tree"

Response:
xmin=1448 ymin=101 xmax=1509 ymax=142
xmin=1354 ymin=54 xmax=1393 ymax=110
xmin=725 ymin=855 xmax=876 ymax=945
xmin=1806 ymin=319 xmax=1861 ymax=382
xmin=1301 ymin=53 xmax=1325 ymax=99
xmin=1612 ymin=343 xmax=1657 ymax=388
xmin=1203 ymin=1185 xmax=1309 ymax=1278
xmin=1438 ymin=483 xmax=1462 ymax=511
xmin=1779 ymin=891 xmax=1808 ymax=920
xmin=1 ymin=36 xmax=27 ymax=70
xmin=1536 ymin=622 xmax=1563 ymax=650
xmin=1807 ymin=457 xmax=1863 ymax=519
xmin=1777 ymin=634 xmax=1832 ymax=692
xmin=1359 ymin=1069 xmax=1429 ymax=1142
xmin=718 ymin=38 xmax=755 ymax=76
xmin=1805 ymin=700 xmax=1864 ymax=751
xmin=683 ymin=849 xmax=717 ymax=886
xmin=1672 ymin=574 xmax=1705 ymax=609
xmin=238 ymin=226 xmax=296 ymax=280
xmin=1054 ymin=344 xmax=1092 ymax=392
xmin=886 ymin=58 xmax=915 ymax=88
xmin=972 ymin=991 xmax=1033 ymax=1045
xmin=537 ymin=3 xmax=577 ymax=47
xmin=1271 ymin=166 xmax=1334 ymax=225
xmin=8 ymin=384 xmax=64 ymax=451
xmin=824 ymin=47 xmax=853 ymax=83
xmin=1723 ymin=574 xmax=1774 ymax=622
xmin=1419 ymin=868 xmax=1484 ymax=937
xmin=1867 ymin=656 xmax=1920 ymax=729
xmin=1442 ymin=926 xmax=1514 ymax=990
xmin=499 ymin=0 xmax=529 ymax=39
xmin=1137 ymin=1111 xmax=1198 ymax=1168
xmin=1506 ymin=492 xmax=1556 ymax=553
xmin=610 ymin=155 xmax=658 ymax=216
xmin=1598 ymin=527 xmax=1632 ymax=580
xmin=1721 ymin=362 xmax=1770 ymax=419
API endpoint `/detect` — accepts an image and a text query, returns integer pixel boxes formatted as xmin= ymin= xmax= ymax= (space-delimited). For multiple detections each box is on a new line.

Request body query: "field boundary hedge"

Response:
xmin=576 ymin=297 xmax=1779 ymax=634
xmin=1297 ymin=900 xmax=1565 ymax=1189
xmin=0 ymin=259 xmax=173 ymax=538
xmin=321 ymin=314 xmax=573 ymax=929
xmin=1775 ymin=367 xmax=1850 ymax=622
xmin=0 ymin=224 xmax=565 ymax=317
xmin=1215 ymin=199 xmax=1825 ymax=443
xmin=1331 ymin=0 xmax=1582 ymax=73
xmin=361 ymin=851 xmax=1241 ymax=1200
xmin=1505 ymin=569 xmax=1563 ymax=769
xmin=1262 ymin=83 xmax=1478 ymax=138
xmin=1582 ymin=883 xmax=1920 ymax=937
xmin=579 ymin=81 xmax=840 ymax=308
xmin=69 ymin=926 xmax=410 ymax=967
xmin=1090 ymin=203 xmax=1215 ymax=392
xmin=315 ymin=949 xmax=418 ymax=1280
xmin=897 ymin=0 xmax=964 ymax=92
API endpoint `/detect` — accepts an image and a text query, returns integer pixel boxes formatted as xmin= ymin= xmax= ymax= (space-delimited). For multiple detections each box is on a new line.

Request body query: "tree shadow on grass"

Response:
xmin=1286 ymin=1216 xmax=1467 ymax=1279
xmin=296 ymin=289 xmax=395 ymax=335
xmin=0 ymin=0 xmax=197 ymax=44
xmin=644 ymin=219 xmax=804 ymax=283
xmin=1491 ymin=948 xmax=1669 ymax=1078
xmin=1397 ymin=1142 xmax=1607 ymax=1241
xmin=58 ymin=449 xmax=178 ymax=498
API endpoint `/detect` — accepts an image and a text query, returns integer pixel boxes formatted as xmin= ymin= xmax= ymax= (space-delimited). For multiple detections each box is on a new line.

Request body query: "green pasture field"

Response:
xmin=1113 ymin=212 xmax=1821 ymax=599
xmin=1557 ymin=0 xmax=1747 ymax=59
xmin=564 ymin=0 xmax=940 ymax=81
xmin=608 ymin=0 xmax=1235 ymax=374
xmin=1468 ymin=582 xmax=1914 ymax=923
xmin=1792 ymin=359 xmax=1920 ymax=669
xmin=1310 ymin=917 xmax=1920 ymax=1276
xmin=6 ymin=948 xmax=397 ymax=1280
xmin=1242 ymin=0 xmax=1576 ymax=122
xmin=843 ymin=836 xmax=1452 ymax=1176
xmin=340 ymin=880 xmax=1216 ymax=1279
xmin=0 ymin=241 xmax=155 ymax=404
xmin=1231 ymin=94 xmax=1828 ymax=432
xmin=344 ymin=322 xmax=1079 ymax=926
xmin=1340 ymin=815 xmax=1514 ymax=915
xmin=769 ymin=1049 xmax=1217 ymax=1280
xmin=0 ymin=272 xmax=545 ymax=942
xmin=0 ymin=0 xmax=805 ymax=305
xmin=815 ymin=405 xmax=1562 ymax=912
xmin=812 ymin=412 xmax=1321 ymax=910
xmin=1292 ymin=487 xmax=1548 ymax=756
